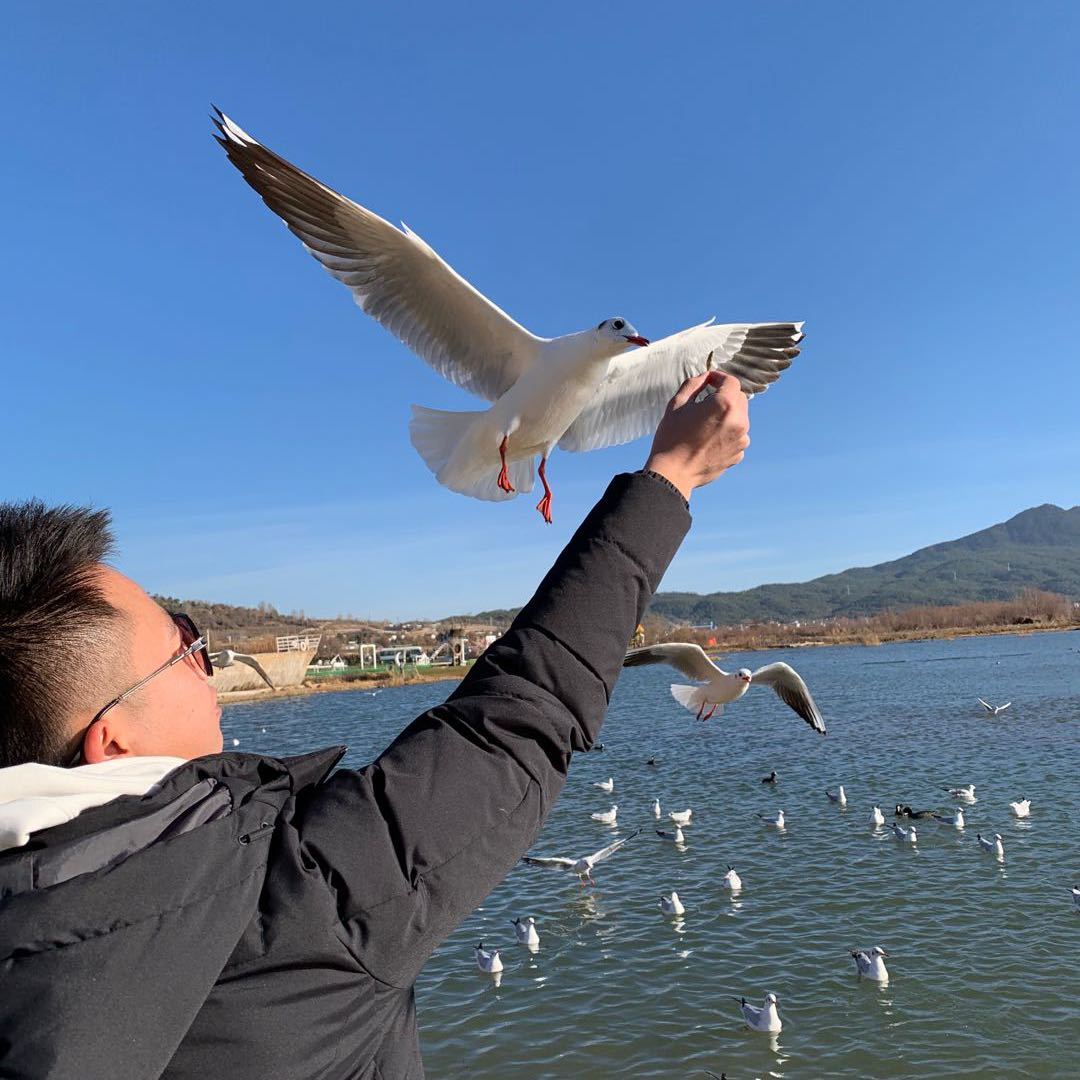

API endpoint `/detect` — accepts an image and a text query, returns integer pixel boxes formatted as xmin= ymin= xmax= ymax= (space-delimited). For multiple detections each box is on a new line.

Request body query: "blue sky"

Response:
xmin=3 ymin=3 xmax=1078 ymax=619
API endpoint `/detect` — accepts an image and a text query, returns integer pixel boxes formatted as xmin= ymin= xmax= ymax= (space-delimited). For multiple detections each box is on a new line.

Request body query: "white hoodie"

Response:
xmin=0 ymin=756 xmax=185 ymax=853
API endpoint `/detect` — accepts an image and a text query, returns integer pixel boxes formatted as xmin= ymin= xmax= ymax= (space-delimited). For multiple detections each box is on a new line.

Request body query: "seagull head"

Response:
xmin=765 ymin=993 xmax=779 ymax=1005
xmin=737 ymin=668 xmax=752 ymax=683
xmin=597 ymin=316 xmax=649 ymax=348
xmin=871 ymin=946 xmax=889 ymax=957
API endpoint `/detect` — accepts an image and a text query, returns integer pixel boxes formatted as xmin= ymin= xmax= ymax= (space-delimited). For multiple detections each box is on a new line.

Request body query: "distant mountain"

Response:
xmin=649 ymin=503 xmax=1080 ymax=625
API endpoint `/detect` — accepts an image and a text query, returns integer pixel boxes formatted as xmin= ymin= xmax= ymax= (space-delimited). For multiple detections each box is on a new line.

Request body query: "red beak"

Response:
xmin=624 ymin=335 xmax=649 ymax=347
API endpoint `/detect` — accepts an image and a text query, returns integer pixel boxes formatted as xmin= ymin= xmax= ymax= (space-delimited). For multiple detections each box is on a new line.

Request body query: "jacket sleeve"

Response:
xmin=296 ymin=471 xmax=691 ymax=987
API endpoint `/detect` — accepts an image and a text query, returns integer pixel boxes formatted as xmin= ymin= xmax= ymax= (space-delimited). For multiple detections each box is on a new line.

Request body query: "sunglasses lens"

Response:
xmin=174 ymin=613 xmax=214 ymax=677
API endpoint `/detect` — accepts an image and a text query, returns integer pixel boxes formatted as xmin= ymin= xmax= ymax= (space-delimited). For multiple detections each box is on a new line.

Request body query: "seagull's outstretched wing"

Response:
xmin=998 ymin=702 xmax=1012 ymax=712
xmin=977 ymin=698 xmax=994 ymax=712
xmin=230 ymin=652 xmax=276 ymax=689
xmin=521 ymin=856 xmax=576 ymax=870
xmin=213 ymin=110 xmax=542 ymax=402
xmin=559 ymin=320 xmax=803 ymax=452
xmin=751 ymin=662 xmax=827 ymax=735
xmin=588 ymin=828 xmax=641 ymax=865
xmin=623 ymin=643 xmax=722 ymax=681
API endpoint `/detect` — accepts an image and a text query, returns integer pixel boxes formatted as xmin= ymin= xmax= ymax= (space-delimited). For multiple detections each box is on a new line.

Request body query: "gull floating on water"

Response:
xmin=892 ymin=822 xmax=917 ymax=844
xmin=870 ymin=806 xmax=885 ymax=827
xmin=1009 ymin=798 xmax=1031 ymax=818
xmin=977 ymin=832 xmax=1005 ymax=859
xmin=826 ymin=786 xmax=847 ymax=806
xmin=591 ymin=805 xmax=618 ymax=825
xmin=851 ymin=946 xmax=890 ymax=982
xmin=656 ymin=826 xmax=686 ymax=844
xmin=669 ymin=809 xmax=693 ymax=825
xmin=1072 ymin=885 xmax=1080 ymax=909
xmin=932 ymin=808 xmax=965 ymax=829
xmin=623 ymin=646 xmax=825 ymax=732
xmin=512 ymin=917 xmax=540 ymax=947
xmin=594 ymin=777 xmax=614 ymax=793
xmin=735 ymin=993 xmax=782 ymax=1033
xmin=978 ymin=698 xmax=1012 ymax=716
xmin=723 ymin=865 xmax=743 ymax=891
xmin=758 ymin=810 xmax=785 ymax=829
xmin=761 ymin=770 xmax=778 ymax=784
xmin=522 ymin=829 xmax=641 ymax=885
xmin=659 ymin=892 xmax=686 ymax=916
xmin=944 ymin=783 xmax=976 ymax=802
xmin=474 ymin=943 xmax=503 ymax=974
xmin=652 ymin=799 xmax=662 ymax=819
xmin=214 ymin=111 xmax=804 ymax=521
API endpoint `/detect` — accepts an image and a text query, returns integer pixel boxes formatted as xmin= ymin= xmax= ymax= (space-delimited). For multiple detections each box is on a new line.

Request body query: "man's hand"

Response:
xmin=644 ymin=371 xmax=750 ymax=501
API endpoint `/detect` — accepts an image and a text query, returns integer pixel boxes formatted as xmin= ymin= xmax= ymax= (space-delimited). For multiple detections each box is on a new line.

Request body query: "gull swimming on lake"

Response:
xmin=669 ymin=809 xmax=693 ymax=825
xmin=512 ymin=917 xmax=540 ymax=948
xmin=1072 ymin=885 xmax=1080 ymax=909
xmin=623 ymin=645 xmax=826 ymax=732
xmin=758 ymin=810 xmax=786 ymax=829
xmin=474 ymin=943 xmax=503 ymax=973
xmin=826 ymin=786 xmax=847 ymax=806
xmin=1009 ymin=798 xmax=1031 ymax=818
xmin=210 ymin=649 xmax=276 ymax=689
xmin=591 ymin=805 xmax=618 ymax=825
xmin=652 ymin=799 xmax=662 ymax=819
xmin=978 ymin=698 xmax=1012 ymax=716
xmin=723 ymin=865 xmax=743 ymax=891
xmin=659 ymin=892 xmax=686 ymax=916
xmin=851 ymin=946 xmax=890 ymax=982
xmin=977 ymin=832 xmax=1005 ymax=859
xmin=656 ymin=826 xmax=686 ymax=844
xmin=870 ymin=806 xmax=885 ymax=827
xmin=944 ymin=783 xmax=976 ymax=802
xmin=594 ymin=778 xmax=614 ymax=793
xmin=735 ymin=993 xmax=782 ymax=1033
xmin=892 ymin=822 xmax=917 ymax=844
xmin=522 ymin=828 xmax=641 ymax=885
xmin=932 ymin=808 xmax=965 ymax=829
xmin=214 ymin=111 xmax=804 ymax=521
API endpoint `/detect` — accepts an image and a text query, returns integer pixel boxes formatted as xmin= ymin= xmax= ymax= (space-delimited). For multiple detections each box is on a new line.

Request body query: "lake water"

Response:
xmin=222 ymin=631 xmax=1080 ymax=1079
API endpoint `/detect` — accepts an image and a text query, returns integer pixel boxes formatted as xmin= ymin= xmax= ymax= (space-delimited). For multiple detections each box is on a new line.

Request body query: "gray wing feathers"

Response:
xmin=213 ymin=110 xmax=538 ymax=402
xmin=751 ymin=662 xmax=827 ymax=735
xmin=559 ymin=320 xmax=804 ymax=452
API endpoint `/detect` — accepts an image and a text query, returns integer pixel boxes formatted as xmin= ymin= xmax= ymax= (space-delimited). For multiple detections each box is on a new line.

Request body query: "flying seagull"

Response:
xmin=622 ymin=645 xmax=826 ymax=733
xmin=851 ymin=946 xmax=890 ymax=982
xmin=213 ymin=110 xmax=804 ymax=521
xmin=521 ymin=828 xmax=641 ymax=885
xmin=209 ymin=649 xmax=275 ymax=689
xmin=978 ymin=698 xmax=1012 ymax=716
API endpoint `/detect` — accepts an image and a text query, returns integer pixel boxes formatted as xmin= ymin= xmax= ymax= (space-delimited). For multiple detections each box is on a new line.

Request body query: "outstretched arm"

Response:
xmin=298 ymin=372 xmax=750 ymax=987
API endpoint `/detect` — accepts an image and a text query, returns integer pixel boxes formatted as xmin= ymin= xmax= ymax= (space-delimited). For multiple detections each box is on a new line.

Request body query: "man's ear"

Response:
xmin=80 ymin=714 xmax=136 ymax=764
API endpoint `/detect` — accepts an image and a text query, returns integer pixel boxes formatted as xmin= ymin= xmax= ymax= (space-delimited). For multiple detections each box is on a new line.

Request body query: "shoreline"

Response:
xmin=220 ymin=622 xmax=1076 ymax=707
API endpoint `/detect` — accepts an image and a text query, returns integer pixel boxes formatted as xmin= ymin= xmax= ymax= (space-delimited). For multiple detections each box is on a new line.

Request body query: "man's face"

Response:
xmin=78 ymin=566 xmax=223 ymax=762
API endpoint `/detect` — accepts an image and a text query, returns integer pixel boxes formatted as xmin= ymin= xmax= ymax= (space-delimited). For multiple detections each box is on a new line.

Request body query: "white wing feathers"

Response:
xmin=623 ymin=643 xmax=722 ymax=681
xmin=559 ymin=320 xmax=804 ymax=452
xmin=213 ymin=110 xmax=542 ymax=402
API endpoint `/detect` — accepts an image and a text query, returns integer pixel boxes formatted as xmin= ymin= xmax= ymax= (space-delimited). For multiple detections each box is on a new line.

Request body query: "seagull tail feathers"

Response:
xmin=670 ymin=683 xmax=710 ymax=714
xmin=409 ymin=405 xmax=534 ymax=500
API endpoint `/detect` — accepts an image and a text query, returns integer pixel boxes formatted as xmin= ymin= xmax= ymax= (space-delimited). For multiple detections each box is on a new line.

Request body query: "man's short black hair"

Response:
xmin=0 ymin=501 xmax=121 ymax=768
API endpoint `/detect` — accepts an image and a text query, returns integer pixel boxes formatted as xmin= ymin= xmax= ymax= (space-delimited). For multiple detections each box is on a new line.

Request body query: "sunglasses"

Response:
xmin=67 ymin=613 xmax=213 ymax=766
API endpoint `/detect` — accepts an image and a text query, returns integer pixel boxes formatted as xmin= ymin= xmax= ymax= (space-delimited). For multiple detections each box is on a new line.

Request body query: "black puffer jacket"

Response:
xmin=0 ymin=472 xmax=690 ymax=1079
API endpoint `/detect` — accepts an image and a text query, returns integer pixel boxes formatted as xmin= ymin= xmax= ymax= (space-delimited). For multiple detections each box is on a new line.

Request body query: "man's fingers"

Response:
xmin=670 ymin=371 xmax=718 ymax=410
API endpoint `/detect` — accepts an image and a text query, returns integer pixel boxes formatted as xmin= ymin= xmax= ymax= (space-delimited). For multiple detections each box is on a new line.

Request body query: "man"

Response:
xmin=0 ymin=372 xmax=749 ymax=1079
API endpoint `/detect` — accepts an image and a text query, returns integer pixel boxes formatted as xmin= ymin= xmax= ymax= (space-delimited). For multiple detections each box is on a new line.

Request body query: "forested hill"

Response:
xmin=647 ymin=503 xmax=1080 ymax=625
